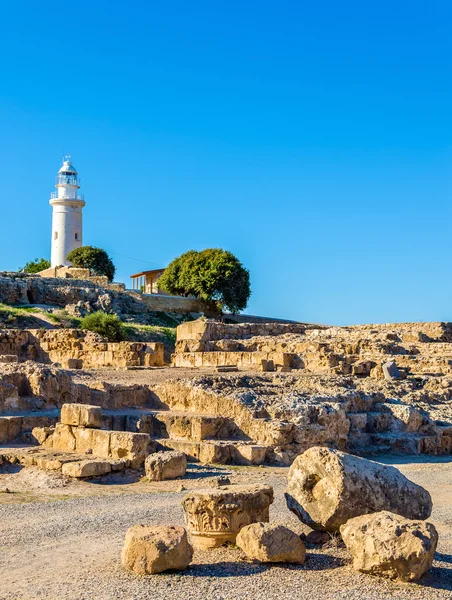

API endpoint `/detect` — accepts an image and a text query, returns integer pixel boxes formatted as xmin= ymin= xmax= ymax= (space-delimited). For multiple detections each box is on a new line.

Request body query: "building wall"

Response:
xmin=51 ymin=203 xmax=83 ymax=266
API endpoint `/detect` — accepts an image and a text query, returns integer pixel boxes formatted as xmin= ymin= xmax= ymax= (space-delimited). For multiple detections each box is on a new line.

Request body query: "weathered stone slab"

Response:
xmin=62 ymin=460 xmax=112 ymax=478
xmin=236 ymin=522 xmax=306 ymax=563
xmin=121 ymin=525 xmax=193 ymax=574
xmin=285 ymin=447 xmax=432 ymax=532
xmin=340 ymin=511 xmax=438 ymax=581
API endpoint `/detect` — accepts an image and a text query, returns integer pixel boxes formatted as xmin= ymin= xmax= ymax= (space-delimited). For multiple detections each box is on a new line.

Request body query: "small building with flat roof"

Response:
xmin=130 ymin=269 xmax=166 ymax=294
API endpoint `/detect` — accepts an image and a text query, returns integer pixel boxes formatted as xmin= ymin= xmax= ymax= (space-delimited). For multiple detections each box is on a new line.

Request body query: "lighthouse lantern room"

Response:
xmin=50 ymin=156 xmax=85 ymax=267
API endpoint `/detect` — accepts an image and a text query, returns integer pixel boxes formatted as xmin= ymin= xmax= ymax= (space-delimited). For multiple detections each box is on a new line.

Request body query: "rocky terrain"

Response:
xmin=0 ymin=459 xmax=451 ymax=600
xmin=1 ymin=276 xmax=452 ymax=598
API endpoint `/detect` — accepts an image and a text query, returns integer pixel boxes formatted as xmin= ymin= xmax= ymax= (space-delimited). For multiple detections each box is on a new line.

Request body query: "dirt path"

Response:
xmin=0 ymin=459 xmax=451 ymax=600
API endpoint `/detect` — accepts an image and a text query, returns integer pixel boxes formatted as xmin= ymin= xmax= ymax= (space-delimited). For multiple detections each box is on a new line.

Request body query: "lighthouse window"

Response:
xmin=54 ymin=232 xmax=58 ymax=240
xmin=75 ymin=233 xmax=79 ymax=240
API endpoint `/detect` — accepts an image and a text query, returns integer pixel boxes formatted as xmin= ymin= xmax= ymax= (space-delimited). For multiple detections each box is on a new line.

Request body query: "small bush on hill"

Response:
xmin=19 ymin=258 xmax=51 ymax=273
xmin=80 ymin=311 xmax=124 ymax=342
xmin=66 ymin=246 xmax=116 ymax=281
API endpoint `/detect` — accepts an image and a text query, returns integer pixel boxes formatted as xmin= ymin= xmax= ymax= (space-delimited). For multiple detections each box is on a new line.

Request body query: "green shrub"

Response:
xmin=80 ymin=311 xmax=124 ymax=342
xmin=66 ymin=246 xmax=115 ymax=281
xmin=19 ymin=258 xmax=50 ymax=273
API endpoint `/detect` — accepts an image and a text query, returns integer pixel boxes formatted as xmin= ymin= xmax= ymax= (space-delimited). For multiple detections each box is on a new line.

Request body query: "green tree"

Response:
xmin=80 ymin=311 xmax=124 ymax=342
xmin=19 ymin=258 xmax=51 ymax=273
xmin=66 ymin=246 xmax=115 ymax=281
xmin=158 ymin=248 xmax=251 ymax=313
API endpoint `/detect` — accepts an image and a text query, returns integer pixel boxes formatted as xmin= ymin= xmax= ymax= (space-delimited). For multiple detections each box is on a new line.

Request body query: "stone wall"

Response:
xmin=0 ymin=329 xmax=164 ymax=368
xmin=176 ymin=319 xmax=318 ymax=344
xmin=139 ymin=293 xmax=210 ymax=315
xmin=0 ymin=272 xmax=209 ymax=317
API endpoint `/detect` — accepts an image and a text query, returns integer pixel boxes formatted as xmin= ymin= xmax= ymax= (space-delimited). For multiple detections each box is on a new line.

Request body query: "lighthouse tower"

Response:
xmin=50 ymin=156 xmax=85 ymax=267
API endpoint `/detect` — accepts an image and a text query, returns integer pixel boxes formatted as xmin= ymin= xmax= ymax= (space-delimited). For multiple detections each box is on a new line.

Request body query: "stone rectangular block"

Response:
xmin=74 ymin=427 xmax=111 ymax=457
xmin=109 ymin=431 xmax=150 ymax=462
xmin=50 ymin=423 xmax=76 ymax=452
xmin=60 ymin=403 xmax=102 ymax=428
xmin=62 ymin=460 xmax=112 ymax=478
xmin=233 ymin=444 xmax=267 ymax=466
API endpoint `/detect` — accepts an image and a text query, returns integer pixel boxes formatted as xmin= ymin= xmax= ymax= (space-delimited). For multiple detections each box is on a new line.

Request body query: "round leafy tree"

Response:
xmin=19 ymin=258 xmax=51 ymax=273
xmin=158 ymin=248 xmax=251 ymax=314
xmin=66 ymin=246 xmax=115 ymax=281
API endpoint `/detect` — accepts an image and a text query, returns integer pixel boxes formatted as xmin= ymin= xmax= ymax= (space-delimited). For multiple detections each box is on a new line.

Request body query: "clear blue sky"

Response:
xmin=1 ymin=1 xmax=451 ymax=325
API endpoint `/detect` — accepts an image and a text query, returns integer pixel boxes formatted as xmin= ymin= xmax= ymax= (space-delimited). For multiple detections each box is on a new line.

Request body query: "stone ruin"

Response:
xmin=0 ymin=328 xmax=164 ymax=369
xmin=121 ymin=446 xmax=438 ymax=583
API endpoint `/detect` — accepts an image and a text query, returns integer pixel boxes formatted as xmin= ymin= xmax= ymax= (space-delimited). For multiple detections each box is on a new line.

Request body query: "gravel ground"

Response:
xmin=0 ymin=459 xmax=451 ymax=600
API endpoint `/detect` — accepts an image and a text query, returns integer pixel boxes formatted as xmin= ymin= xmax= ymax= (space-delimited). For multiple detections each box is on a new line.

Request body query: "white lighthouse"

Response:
xmin=50 ymin=156 xmax=85 ymax=267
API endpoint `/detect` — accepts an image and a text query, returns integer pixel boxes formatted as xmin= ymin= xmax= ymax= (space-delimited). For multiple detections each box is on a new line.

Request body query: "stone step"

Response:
xmin=0 ymin=446 xmax=129 ymax=477
xmin=349 ymin=432 xmax=438 ymax=455
xmin=0 ymin=407 xmax=244 ymax=445
xmin=154 ymin=438 xmax=268 ymax=466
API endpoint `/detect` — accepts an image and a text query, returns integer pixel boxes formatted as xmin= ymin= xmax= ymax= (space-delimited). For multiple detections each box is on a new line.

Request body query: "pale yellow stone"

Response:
xmin=121 ymin=525 xmax=193 ymax=574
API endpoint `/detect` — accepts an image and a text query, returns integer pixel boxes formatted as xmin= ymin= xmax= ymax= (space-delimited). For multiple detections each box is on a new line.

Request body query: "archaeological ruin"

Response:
xmin=1 ymin=273 xmax=451 ymax=597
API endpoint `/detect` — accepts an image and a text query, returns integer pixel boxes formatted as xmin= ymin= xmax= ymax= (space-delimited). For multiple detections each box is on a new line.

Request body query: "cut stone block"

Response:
xmin=50 ymin=423 xmax=77 ymax=452
xmin=62 ymin=460 xmax=112 ymax=478
xmin=236 ymin=522 xmax=306 ymax=564
xmin=233 ymin=444 xmax=267 ymax=466
xmin=109 ymin=431 xmax=150 ymax=463
xmin=74 ymin=427 xmax=111 ymax=457
xmin=145 ymin=451 xmax=187 ymax=482
xmin=121 ymin=525 xmax=193 ymax=575
xmin=60 ymin=403 xmax=102 ymax=428
xmin=63 ymin=358 xmax=83 ymax=369
xmin=382 ymin=361 xmax=402 ymax=381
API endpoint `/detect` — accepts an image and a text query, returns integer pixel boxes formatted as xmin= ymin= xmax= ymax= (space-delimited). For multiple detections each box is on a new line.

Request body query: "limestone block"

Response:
xmin=74 ymin=427 xmax=111 ymax=457
xmin=285 ymin=447 xmax=432 ymax=532
xmin=0 ymin=355 xmax=18 ymax=363
xmin=340 ymin=511 xmax=438 ymax=581
xmin=236 ymin=523 xmax=306 ymax=564
xmin=198 ymin=441 xmax=231 ymax=464
xmin=233 ymin=444 xmax=267 ymax=466
xmin=182 ymin=484 xmax=274 ymax=549
xmin=0 ymin=416 xmax=22 ymax=443
xmin=145 ymin=451 xmax=187 ymax=482
xmin=109 ymin=431 xmax=150 ymax=462
xmin=31 ymin=426 xmax=54 ymax=445
xmin=121 ymin=525 xmax=193 ymax=575
xmin=47 ymin=423 xmax=76 ymax=452
xmin=62 ymin=460 xmax=112 ymax=478
xmin=382 ymin=361 xmax=402 ymax=381
xmin=63 ymin=358 xmax=83 ymax=369
xmin=60 ymin=403 xmax=102 ymax=428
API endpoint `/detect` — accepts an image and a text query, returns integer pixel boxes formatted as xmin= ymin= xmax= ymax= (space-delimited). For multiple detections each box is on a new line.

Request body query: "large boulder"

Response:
xmin=121 ymin=525 xmax=193 ymax=574
xmin=285 ymin=447 xmax=432 ymax=532
xmin=236 ymin=522 xmax=306 ymax=564
xmin=145 ymin=451 xmax=187 ymax=482
xmin=340 ymin=511 xmax=438 ymax=581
